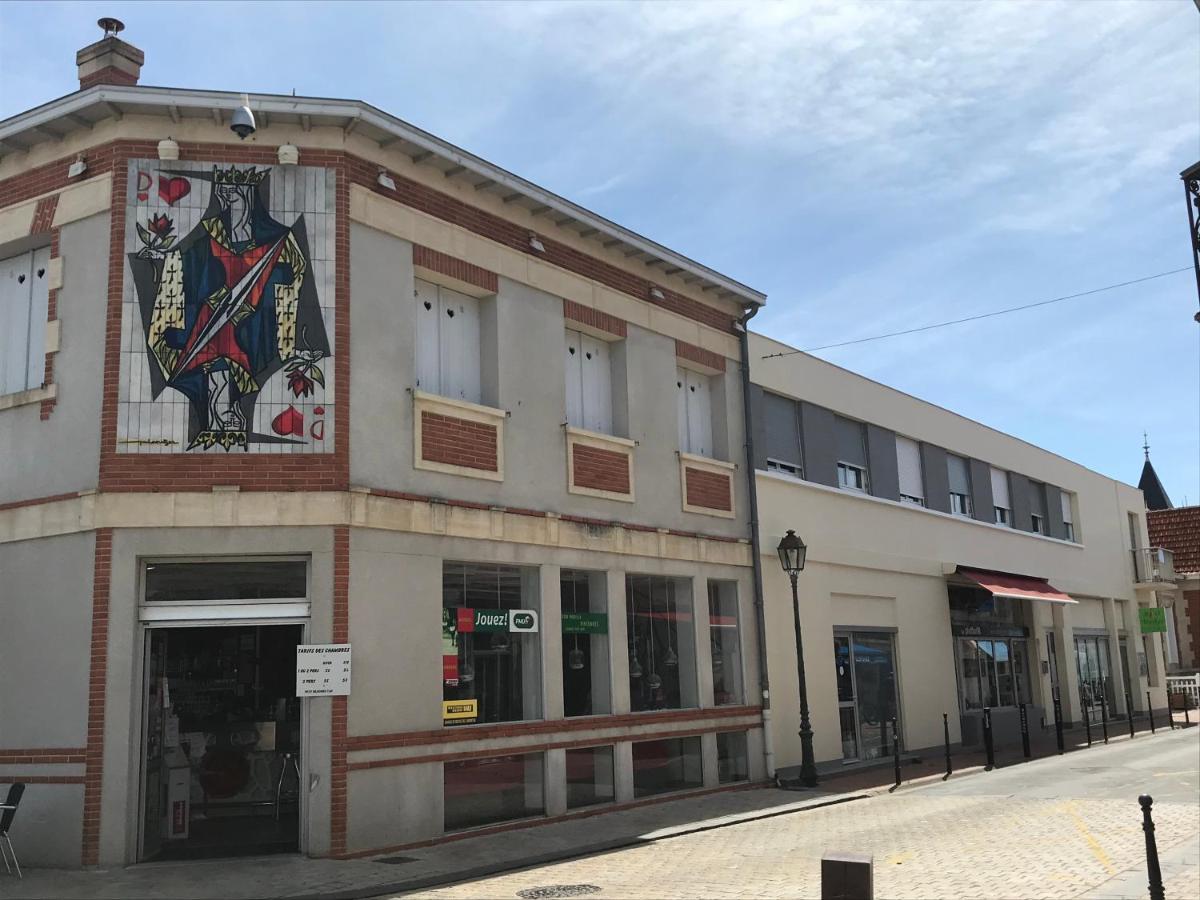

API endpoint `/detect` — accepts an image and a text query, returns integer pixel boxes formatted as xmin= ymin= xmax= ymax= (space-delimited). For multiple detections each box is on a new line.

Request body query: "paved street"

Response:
xmin=399 ymin=728 xmax=1200 ymax=900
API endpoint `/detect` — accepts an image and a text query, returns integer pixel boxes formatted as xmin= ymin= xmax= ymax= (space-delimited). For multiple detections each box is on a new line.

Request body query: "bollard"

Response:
xmin=1139 ymin=795 xmax=1165 ymax=900
xmin=1185 ymin=701 xmax=1192 ymax=727
xmin=983 ymin=707 xmax=996 ymax=770
xmin=1100 ymin=688 xmax=1109 ymax=744
xmin=1168 ymin=698 xmax=1176 ymax=730
xmin=892 ymin=717 xmax=901 ymax=789
xmin=1019 ymin=702 xmax=1031 ymax=759
xmin=1083 ymin=698 xmax=1092 ymax=747
xmin=1127 ymin=691 xmax=1136 ymax=738
xmin=822 ymin=851 xmax=874 ymax=900
xmin=1147 ymin=691 xmax=1156 ymax=734
xmin=943 ymin=712 xmax=953 ymax=778
xmin=1053 ymin=689 xmax=1065 ymax=754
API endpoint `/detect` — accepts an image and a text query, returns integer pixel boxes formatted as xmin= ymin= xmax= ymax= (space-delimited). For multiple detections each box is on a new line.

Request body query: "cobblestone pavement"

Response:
xmin=402 ymin=730 xmax=1200 ymax=900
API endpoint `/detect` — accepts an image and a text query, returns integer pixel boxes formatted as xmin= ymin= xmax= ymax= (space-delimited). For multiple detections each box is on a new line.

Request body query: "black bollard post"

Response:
xmin=983 ymin=707 xmax=996 ymax=770
xmin=892 ymin=717 xmax=901 ymax=789
xmin=1147 ymin=691 xmax=1156 ymax=734
xmin=1127 ymin=691 xmax=1136 ymax=738
xmin=1139 ymin=795 xmax=1166 ymax=900
xmin=1100 ymin=687 xmax=1109 ymax=744
xmin=1083 ymin=697 xmax=1092 ymax=747
xmin=1053 ymin=689 xmax=1065 ymax=754
xmin=943 ymin=712 xmax=953 ymax=777
xmin=1168 ymin=696 xmax=1176 ymax=730
xmin=1185 ymin=700 xmax=1192 ymax=727
xmin=1019 ymin=702 xmax=1031 ymax=759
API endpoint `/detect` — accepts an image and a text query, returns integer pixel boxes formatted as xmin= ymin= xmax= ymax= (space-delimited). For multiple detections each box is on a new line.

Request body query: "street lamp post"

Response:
xmin=777 ymin=529 xmax=818 ymax=788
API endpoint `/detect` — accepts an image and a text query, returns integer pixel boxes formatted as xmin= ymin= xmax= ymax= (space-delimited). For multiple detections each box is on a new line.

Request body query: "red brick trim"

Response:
xmin=413 ymin=245 xmax=498 ymax=294
xmin=333 ymin=780 xmax=764 ymax=859
xmin=675 ymin=339 xmax=726 ymax=373
xmin=420 ymin=411 xmax=499 ymax=472
xmin=0 ymin=774 xmax=87 ymax=785
xmin=685 ymin=466 xmax=733 ymax=512
xmin=30 ymin=194 xmax=59 ymax=234
xmin=79 ymin=67 xmax=139 ymax=90
xmin=81 ymin=528 xmax=111 ymax=866
xmin=572 ymin=442 xmax=631 ymax=494
xmin=0 ymin=490 xmax=83 ymax=513
xmin=563 ymin=299 xmax=627 ymax=338
xmin=0 ymin=748 xmax=87 ymax=764
xmin=330 ymin=525 xmax=350 ymax=857
xmin=40 ymin=228 xmax=61 ymax=419
xmin=346 ymin=704 xmax=762 ymax=752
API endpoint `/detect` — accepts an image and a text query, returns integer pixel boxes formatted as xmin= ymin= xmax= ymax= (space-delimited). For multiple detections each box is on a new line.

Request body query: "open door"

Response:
xmin=141 ymin=630 xmax=168 ymax=861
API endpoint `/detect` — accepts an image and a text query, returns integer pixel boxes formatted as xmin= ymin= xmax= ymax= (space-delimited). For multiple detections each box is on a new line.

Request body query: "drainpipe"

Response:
xmin=736 ymin=304 xmax=775 ymax=780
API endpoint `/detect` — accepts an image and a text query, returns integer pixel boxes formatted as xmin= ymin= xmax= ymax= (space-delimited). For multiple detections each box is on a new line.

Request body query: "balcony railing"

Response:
xmin=1132 ymin=546 xmax=1175 ymax=584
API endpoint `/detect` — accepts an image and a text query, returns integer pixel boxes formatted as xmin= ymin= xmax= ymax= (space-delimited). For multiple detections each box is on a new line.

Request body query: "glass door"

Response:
xmin=140 ymin=630 xmax=169 ymax=861
xmin=834 ymin=632 xmax=900 ymax=761
xmin=1075 ymin=636 xmax=1114 ymax=719
xmin=834 ymin=635 xmax=858 ymax=761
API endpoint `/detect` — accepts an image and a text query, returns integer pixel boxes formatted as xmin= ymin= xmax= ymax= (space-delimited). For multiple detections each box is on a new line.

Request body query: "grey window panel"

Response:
xmin=748 ymin=385 xmax=768 ymax=470
xmin=1044 ymin=484 xmax=1066 ymax=540
xmin=969 ymin=458 xmax=994 ymax=523
xmin=834 ymin=416 xmax=867 ymax=467
xmin=1009 ymin=472 xmax=1033 ymax=532
xmin=866 ymin=424 xmax=899 ymax=501
xmin=761 ymin=391 xmax=802 ymax=470
xmin=946 ymin=454 xmax=971 ymax=495
xmin=800 ymin=402 xmax=839 ymax=488
xmin=921 ymin=444 xmax=951 ymax=513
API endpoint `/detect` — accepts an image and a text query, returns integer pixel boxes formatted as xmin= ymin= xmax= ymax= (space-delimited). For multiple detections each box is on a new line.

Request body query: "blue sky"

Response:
xmin=2 ymin=1 xmax=1198 ymax=500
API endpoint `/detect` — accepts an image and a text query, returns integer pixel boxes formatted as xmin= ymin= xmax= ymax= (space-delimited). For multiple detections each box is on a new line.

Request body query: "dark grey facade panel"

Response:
xmin=1010 ymin=472 xmax=1033 ymax=532
xmin=1044 ymin=484 xmax=1066 ymax=540
xmin=969 ymin=458 xmax=994 ymax=523
xmin=748 ymin=385 xmax=768 ymax=470
xmin=834 ymin=416 xmax=867 ymax=467
xmin=800 ymin=402 xmax=839 ymax=488
xmin=1029 ymin=480 xmax=1047 ymax=517
xmin=761 ymin=390 xmax=803 ymax=471
xmin=866 ymin=424 xmax=900 ymax=501
xmin=921 ymin=443 xmax=951 ymax=513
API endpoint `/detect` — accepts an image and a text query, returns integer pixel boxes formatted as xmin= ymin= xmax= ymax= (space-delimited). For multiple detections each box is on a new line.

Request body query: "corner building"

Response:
xmin=0 ymin=32 xmax=767 ymax=865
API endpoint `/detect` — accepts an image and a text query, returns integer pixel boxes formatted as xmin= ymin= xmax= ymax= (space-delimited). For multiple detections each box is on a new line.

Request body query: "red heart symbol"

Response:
xmin=158 ymin=175 xmax=191 ymax=206
xmin=271 ymin=406 xmax=305 ymax=437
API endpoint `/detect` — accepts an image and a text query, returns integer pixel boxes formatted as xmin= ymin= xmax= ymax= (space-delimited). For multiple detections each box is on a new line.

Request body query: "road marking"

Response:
xmin=1063 ymin=800 xmax=1117 ymax=876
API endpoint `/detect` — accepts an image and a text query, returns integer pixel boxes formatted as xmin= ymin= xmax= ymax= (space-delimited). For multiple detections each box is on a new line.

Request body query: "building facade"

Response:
xmin=1148 ymin=504 xmax=1200 ymax=672
xmin=0 ymin=33 xmax=768 ymax=867
xmin=748 ymin=333 xmax=1174 ymax=773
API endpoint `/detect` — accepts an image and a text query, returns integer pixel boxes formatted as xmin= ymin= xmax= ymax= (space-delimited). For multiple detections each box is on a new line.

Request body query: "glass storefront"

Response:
xmin=561 ymin=570 xmax=611 ymax=718
xmin=632 ymin=736 xmax=703 ymax=797
xmin=565 ymin=745 xmax=615 ymax=809
xmin=1074 ymin=634 xmax=1116 ymax=718
xmin=444 ymin=753 xmax=545 ymax=831
xmin=949 ymin=585 xmax=1031 ymax=713
xmin=707 ymin=581 xmax=743 ymax=706
xmin=833 ymin=631 xmax=900 ymax=761
xmin=716 ymin=731 xmax=749 ymax=783
xmin=626 ymin=575 xmax=698 ymax=712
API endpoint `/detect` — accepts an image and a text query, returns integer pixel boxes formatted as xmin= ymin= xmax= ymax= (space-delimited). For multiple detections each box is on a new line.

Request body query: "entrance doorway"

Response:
xmin=141 ymin=624 xmax=303 ymax=861
xmin=833 ymin=631 xmax=900 ymax=761
xmin=1074 ymin=634 xmax=1116 ymax=721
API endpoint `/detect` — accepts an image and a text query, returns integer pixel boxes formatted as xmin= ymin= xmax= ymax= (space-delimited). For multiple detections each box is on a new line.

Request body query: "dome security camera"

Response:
xmin=230 ymin=104 xmax=256 ymax=140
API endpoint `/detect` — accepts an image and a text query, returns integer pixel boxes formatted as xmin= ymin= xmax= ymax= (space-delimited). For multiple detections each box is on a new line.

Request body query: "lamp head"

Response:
xmin=777 ymin=529 xmax=807 ymax=575
xmin=230 ymin=104 xmax=256 ymax=140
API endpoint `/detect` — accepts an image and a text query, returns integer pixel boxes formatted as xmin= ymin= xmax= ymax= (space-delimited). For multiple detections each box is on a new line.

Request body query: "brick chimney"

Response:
xmin=76 ymin=18 xmax=143 ymax=90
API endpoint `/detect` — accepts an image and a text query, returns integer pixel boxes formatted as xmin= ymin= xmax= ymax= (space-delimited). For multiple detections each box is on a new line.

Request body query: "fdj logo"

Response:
xmin=512 ymin=613 xmax=534 ymax=629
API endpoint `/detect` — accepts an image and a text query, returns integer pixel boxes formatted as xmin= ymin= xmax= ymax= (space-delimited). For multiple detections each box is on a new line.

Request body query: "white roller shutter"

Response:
xmin=1060 ymin=491 xmax=1073 ymax=525
xmin=580 ymin=332 xmax=612 ymax=434
xmin=414 ymin=278 xmax=441 ymax=394
xmin=0 ymin=250 xmax=34 ymax=395
xmin=26 ymin=246 xmax=50 ymax=391
xmin=437 ymin=286 xmax=481 ymax=403
xmin=896 ymin=436 xmax=924 ymax=501
xmin=676 ymin=366 xmax=713 ymax=456
xmin=564 ymin=328 xmax=584 ymax=427
xmin=991 ymin=467 xmax=1011 ymax=510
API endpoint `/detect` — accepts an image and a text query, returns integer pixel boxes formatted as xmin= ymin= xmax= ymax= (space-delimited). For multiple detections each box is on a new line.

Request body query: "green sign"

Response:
xmin=562 ymin=612 xmax=608 ymax=635
xmin=1139 ymin=607 xmax=1167 ymax=634
xmin=470 ymin=609 xmax=510 ymax=633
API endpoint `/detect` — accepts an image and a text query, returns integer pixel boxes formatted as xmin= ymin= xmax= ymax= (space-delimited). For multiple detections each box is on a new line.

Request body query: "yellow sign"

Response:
xmin=442 ymin=699 xmax=478 ymax=723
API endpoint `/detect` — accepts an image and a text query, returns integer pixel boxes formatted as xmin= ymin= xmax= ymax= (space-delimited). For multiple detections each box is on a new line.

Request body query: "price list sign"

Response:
xmin=295 ymin=644 xmax=352 ymax=696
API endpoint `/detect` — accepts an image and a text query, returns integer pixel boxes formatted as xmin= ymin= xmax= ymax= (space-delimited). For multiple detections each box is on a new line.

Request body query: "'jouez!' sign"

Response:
xmin=296 ymin=644 xmax=352 ymax=696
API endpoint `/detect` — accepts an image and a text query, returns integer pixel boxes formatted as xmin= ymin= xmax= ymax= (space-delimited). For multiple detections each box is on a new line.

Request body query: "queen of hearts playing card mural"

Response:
xmin=120 ymin=161 xmax=335 ymax=452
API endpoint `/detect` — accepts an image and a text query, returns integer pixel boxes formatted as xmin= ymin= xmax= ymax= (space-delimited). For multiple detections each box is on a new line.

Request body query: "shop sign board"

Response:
xmin=295 ymin=644 xmax=352 ymax=696
xmin=951 ymin=622 xmax=1027 ymax=638
xmin=443 ymin=699 xmax=478 ymax=725
xmin=451 ymin=608 xmax=541 ymax=633
xmin=1139 ymin=607 xmax=1167 ymax=634
xmin=562 ymin=612 xmax=608 ymax=635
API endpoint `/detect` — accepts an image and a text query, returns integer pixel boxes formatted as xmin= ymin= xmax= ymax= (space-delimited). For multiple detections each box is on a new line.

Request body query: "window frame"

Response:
xmin=564 ymin=327 xmax=615 ymax=435
xmin=414 ymin=277 xmax=483 ymax=404
xmin=766 ymin=457 xmax=802 ymax=480
xmin=950 ymin=491 xmax=973 ymax=517
xmin=837 ymin=461 xmax=868 ymax=493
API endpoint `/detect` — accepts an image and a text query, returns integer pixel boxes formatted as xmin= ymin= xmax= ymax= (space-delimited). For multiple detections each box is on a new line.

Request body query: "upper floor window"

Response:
xmin=676 ymin=367 xmax=713 ymax=457
xmin=1060 ymin=491 xmax=1076 ymax=542
xmin=564 ymin=328 xmax=614 ymax=434
xmin=947 ymin=454 xmax=972 ymax=517
xmin=991 ymin=467 xmax=1011 ymax=526
xmin=896 ymin=435 xmax=924 ymax=505
xmin=1029 ymin=481 xmax=1047 ymax=535
xmin=834 ymin=416 xmax=869 ymax=493
xmin=761 ymin=391 xmax=803 ymax=477
xmin=0 ymin=246 xmax=50 ymax=396
xmin=767 ymin=458 xmax=802 ymax=479
xmin=414 ymin=278 xmax=481 ymax=403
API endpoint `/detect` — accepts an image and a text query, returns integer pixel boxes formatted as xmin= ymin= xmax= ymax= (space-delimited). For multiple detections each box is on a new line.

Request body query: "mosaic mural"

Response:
xmin=119 ymin=161 xmax=335 ymax=452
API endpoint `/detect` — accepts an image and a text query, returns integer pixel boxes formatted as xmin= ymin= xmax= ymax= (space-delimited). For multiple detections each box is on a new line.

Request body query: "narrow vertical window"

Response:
xmin=561 ymin=570 xmax=611 ymax=718
xmin=0 ymin=246 xmax=50 ymax=395
xmin=896 ymin=436 xmax=924 ymax=505
xmin=707 ymin=581 xmax=743 ymax=706
xmin=834 ymin=416 xmax=869 ymax=493
xmin=676 ymin=367 xmax=713 ymax=457
xmin=414 ymin=278 xmax=481 ymax=403
xmin=947 ymin=454 xmax=972 ymax=517
xmin=564 ymin=329 xmax=614 ymax=434
xmin=626 ymin=575 xmax=697 ymax=712
xmin=991 ymin=467 xmax=1011 ymax=526
xmin=1060 ymin=491 xmax=1076 ymax=542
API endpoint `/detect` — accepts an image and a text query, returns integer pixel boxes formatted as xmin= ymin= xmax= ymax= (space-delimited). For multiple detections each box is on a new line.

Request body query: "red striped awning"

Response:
xmin=957 ymin=567 xmax=1076 ymax=605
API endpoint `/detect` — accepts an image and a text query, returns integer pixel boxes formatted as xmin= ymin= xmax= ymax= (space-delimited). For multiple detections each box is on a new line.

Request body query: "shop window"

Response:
xmin=676 ymin=367 xmax=713 ymax=457
xmin=0 ymin=246 xmax=50 ymax=396
xmin=414 ymin=278 xmax=482 ymax=403
xmin=564 ymin=328 xmax=614 ymax=434
xmin=443 ymin=753 xmax=544 ymax=831
xmin=957 ymin=638 xmax=1030 ymax=711
xmin=565 ymin=745 xmax=615 ymax=809
xmin=561 ymin=570 xmax=610 ymax=718
xmin=707 ymin=580 xmax=743 ymax=706
xmin=626 ymin=575 xmax=698 ymax=712
xmin=716 ymin=731 xmax=749 ymax=784
xmin=631 ymin=736 xmax=702 ymax=797
xmin=442 ymin=562 xmax=541 ymax=726
xmin=144 ymin=560 xmax=307 ymax=603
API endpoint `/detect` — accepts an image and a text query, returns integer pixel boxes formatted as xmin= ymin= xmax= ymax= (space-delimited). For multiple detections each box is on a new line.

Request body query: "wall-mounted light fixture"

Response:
xmin=529 ymin=233 xmax=546 ymax=253
xmin=649 ymin=286 xmax=665 ymax=301
xmin=157 ymin=138 xmax=180 ymax=161
xmin=277 ymin=144 xmax=299 ymax=166
xmin=67 ymin=155 xmax=87 ymax=178
xmin=377 ymin=168 xmax=396 ymax=190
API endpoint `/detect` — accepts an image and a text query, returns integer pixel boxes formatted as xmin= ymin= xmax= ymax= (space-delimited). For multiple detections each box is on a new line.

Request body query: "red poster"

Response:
xmin=443 ymin=654 xmax=459 ymax=684
xmin=456 ymin=607 xmax=475 ymax=632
